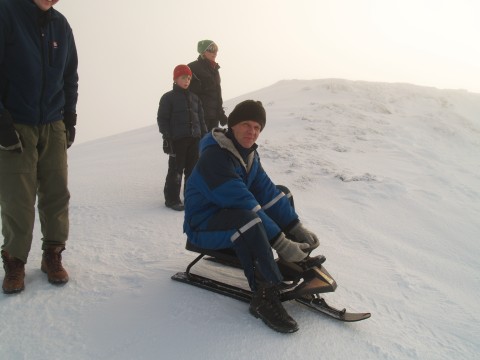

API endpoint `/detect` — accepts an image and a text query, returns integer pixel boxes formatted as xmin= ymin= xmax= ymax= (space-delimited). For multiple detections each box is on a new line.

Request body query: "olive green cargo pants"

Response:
xmin=0 ymin=121 xmax=69 ymax=263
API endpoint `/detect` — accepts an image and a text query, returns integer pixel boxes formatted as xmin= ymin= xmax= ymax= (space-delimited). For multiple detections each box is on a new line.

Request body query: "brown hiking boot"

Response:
xmin=1 ymin=250 xmax=25 ymax=294
xmin=41 ymin=247 xmax=69 ymax=285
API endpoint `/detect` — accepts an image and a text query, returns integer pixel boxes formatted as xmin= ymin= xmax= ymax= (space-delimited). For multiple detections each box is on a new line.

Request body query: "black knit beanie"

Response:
xmin=227 ymin=100 xmax=266 ymax=131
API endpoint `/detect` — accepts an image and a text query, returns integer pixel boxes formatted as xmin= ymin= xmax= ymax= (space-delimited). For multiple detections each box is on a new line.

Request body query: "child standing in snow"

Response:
xmin=157 ymin=65 xmax=207 ymax=211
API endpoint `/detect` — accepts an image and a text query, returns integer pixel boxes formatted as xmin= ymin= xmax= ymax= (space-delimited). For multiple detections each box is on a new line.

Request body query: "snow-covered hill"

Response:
xmin=1 ymin=79 xmax=479 ymax=359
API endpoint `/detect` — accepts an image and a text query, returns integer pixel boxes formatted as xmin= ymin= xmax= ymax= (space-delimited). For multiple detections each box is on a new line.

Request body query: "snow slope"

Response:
xmin=1 ymin=79 xmax=479 ymax=359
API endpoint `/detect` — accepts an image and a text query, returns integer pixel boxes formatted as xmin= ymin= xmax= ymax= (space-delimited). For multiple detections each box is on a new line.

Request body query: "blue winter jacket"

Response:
xmin=184 ymin=129 xmax=299 ymax=248
xmin=0 ymin=0 xmax=78 ymax=125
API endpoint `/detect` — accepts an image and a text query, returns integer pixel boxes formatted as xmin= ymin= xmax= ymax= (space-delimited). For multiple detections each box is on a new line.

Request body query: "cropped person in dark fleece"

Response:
xmin=0 ymin=0 xmax=79 ymax=293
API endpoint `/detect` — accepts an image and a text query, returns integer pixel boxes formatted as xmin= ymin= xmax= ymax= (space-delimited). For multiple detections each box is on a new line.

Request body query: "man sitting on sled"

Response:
xmin=183 ymin=100 xmax=319 ymax=333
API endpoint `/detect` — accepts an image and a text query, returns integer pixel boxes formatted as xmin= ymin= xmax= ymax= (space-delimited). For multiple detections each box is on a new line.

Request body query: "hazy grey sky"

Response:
xmin=56 ymin=0 xmax=480 ymax=143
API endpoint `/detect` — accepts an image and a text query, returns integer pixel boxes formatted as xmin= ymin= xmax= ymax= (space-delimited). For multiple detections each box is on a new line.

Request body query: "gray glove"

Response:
xmin=272 ymin=233 xmax=309 ymax=262
xmin=288 ymin=222 xmax=320 ymax=250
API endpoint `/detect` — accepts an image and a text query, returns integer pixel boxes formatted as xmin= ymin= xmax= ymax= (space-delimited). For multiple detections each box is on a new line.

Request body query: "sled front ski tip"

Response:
xmin=295 ymin=296 xmax=371 ymax=322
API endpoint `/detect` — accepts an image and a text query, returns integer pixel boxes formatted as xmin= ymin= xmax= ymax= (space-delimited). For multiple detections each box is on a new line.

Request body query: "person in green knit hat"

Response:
xmin=188 ymin=40 xmax=228 ymax=132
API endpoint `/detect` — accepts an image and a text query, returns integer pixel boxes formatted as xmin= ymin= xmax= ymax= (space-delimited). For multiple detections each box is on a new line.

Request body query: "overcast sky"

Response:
xmin=56 ymin=0 xmax=480 ymax=143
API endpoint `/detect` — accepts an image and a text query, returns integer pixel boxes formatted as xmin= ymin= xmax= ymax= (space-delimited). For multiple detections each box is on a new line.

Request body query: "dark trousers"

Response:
xmin=164 ymin=137 xmax=199 ymax=205
xmin=205 ymin=209 xmax=283 ymax=291
xmin=189 ymin=185 xmax=295 ymax=290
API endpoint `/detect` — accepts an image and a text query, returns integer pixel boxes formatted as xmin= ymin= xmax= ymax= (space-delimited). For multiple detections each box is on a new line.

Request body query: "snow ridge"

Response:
xmin=1 ymin=79 xmax=479 ymax=360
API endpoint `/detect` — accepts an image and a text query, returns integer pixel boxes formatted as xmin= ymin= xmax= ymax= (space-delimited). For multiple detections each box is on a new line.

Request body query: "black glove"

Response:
xmin=219 ymin=113 xmax=228 ymax=127
xmin=63 ymin=112 xmax=77 ymax=148
xmin=163 ymin=139 xmax=169 ymax=154
xmin=0 ymin=111 xmax=23 ymax=153
xmin=163 ymin=138 xmax=174 ymax=154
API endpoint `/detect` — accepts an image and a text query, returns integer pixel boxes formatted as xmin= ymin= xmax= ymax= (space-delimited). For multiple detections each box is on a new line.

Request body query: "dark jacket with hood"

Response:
xmin=0 ymin=0 xmax=78 ymax=125
xmin=157 ymin=84 xmax=207 ymax=140
xmin=188 ymin=56 xmax=227 ymax=129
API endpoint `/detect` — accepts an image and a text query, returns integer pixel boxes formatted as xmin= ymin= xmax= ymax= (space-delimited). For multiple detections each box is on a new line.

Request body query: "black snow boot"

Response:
xmin=164 ymin=168 xmax=183 ymax=210
xmin=249 ymin=284 xmax=299 ymax=333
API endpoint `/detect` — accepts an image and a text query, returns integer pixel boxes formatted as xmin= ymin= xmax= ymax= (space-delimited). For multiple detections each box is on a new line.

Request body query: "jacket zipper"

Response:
xmin=186 ymin=92 xmax=194 ymax=135
xmin=39 ymin=28 xmax=47 ymax=124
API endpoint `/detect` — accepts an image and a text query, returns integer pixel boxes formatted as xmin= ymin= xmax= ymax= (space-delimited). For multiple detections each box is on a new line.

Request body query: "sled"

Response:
xmin=171 ymin=241 xmax=371 ymax=322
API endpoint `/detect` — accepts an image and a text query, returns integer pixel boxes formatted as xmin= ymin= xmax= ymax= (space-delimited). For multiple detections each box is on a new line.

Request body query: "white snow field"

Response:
xmin=1 ymin=79 xmax=479 ymax=360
